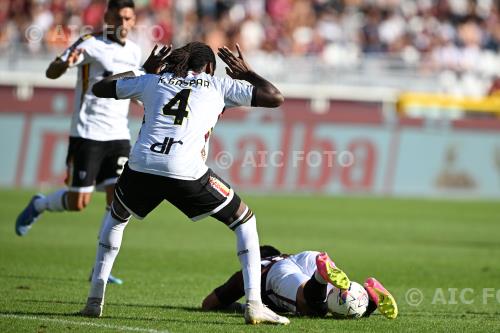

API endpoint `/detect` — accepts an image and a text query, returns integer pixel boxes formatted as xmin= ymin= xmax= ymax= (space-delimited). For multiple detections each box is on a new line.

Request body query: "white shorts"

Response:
xmin=265 ymin=251 xmax=320 ymax=313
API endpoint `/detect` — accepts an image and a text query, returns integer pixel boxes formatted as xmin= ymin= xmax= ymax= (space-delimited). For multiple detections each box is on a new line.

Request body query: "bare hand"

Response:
xmin=217 ymin=44 xmax=253 ymax=80
xmin=66 ymin=48 xmax=84 ymax=67
xmin=142 ymin=44 xmax=172 ymax=74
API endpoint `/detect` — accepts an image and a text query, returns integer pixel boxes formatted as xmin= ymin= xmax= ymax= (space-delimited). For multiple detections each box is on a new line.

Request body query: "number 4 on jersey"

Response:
xmin=162 ymin=89 xmax=191 ymax=125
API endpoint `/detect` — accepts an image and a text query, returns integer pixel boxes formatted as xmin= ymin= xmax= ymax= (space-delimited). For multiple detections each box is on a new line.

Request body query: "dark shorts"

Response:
xmin=114 ymin=163 xmax=241 ymax=221
xmin=65 ymin=137 xmax=130 ymax=192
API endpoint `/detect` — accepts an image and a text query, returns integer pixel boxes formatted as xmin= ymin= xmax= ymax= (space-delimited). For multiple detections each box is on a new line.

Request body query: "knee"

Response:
xmin=227 ymin=203 xmax=255 ymax=230
xmin=105 ymin=185 xmax=115 ymax=206
xmin=66 ymin=193 xmax=91 ymax=211
xmin=67 ymin=201 xmax=87 ymax=211
xmin=201 ymin=296 xmax=211 ymax=311
xmin=110 ymin=200 xmax=131 ymax=222
xmin=212 ymin=199 xmax=255 ymax=229
xmin=201 ymin=293 xmax=220 ymax=311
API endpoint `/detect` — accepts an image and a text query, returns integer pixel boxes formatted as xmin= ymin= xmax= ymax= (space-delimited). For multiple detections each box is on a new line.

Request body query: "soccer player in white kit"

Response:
xmin=81 ymin=42 xmax=291 ymax=325
xmin=15 ymin=0 xmax=142 ymax=284
xmin=202 ymin=246 xmax=398 ymax=320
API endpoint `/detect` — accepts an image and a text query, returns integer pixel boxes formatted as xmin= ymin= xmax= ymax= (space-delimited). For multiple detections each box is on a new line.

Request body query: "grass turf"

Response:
xmin=0 ymin=189 xmax=499 ymax=332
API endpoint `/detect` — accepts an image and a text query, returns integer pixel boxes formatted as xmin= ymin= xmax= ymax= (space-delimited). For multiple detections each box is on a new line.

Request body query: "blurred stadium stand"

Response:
xmin=1 ymin=0 xmax=499 ymax=94
xmin=1 ymin=0 xmax=499 ymax=197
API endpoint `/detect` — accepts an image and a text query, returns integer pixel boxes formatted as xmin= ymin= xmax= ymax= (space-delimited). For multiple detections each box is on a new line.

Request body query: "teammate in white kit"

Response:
xmin=202 ymin=246 xmax=398 ymax=320
xmin=80 ymin=42 xmax=290 ymax=325
xmin=15 ymin=0 xmax=144 ymax=284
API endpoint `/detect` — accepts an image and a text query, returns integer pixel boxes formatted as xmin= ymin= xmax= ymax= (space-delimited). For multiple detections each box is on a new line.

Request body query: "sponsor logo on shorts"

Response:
xmin=209 ymin=176 xmax=230 ymax=197
xmin=78 ymin=170 xmax=87 ymax=180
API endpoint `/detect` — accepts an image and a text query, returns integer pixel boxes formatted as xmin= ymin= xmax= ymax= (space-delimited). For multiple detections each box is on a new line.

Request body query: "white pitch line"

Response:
xmin=0 ymin=313 xmax=170 ymax=333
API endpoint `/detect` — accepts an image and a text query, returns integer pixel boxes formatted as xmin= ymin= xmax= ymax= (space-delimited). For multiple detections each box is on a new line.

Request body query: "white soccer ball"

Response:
xmin=327 ymin=281 xmax=369 ymax=319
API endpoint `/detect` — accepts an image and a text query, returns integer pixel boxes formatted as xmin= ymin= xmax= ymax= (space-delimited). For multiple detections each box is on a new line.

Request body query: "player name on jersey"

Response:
xmin=159 ymin=76 xmax=211 ymax=88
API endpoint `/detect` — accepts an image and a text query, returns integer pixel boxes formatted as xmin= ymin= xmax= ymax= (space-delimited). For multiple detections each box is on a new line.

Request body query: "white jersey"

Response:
xmin=115 ymin=71 xmax=253 ymax=180
xmin=60 ymin=34 xmax=142 ymax=141
xmin=264 ymin=251 xmax=334 ymax=313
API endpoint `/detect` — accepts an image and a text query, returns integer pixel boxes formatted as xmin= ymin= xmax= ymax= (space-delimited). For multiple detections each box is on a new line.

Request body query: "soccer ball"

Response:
xmin=327 ymin=281 xmax=369 ymax=319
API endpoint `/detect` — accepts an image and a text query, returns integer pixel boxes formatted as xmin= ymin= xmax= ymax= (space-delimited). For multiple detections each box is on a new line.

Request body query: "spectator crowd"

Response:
xmin=1 ymin=0 xmax=499 ymax=76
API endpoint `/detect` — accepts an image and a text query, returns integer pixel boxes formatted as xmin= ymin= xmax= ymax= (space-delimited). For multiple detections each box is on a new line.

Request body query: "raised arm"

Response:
xmin=46 ymin=48 xmax=83 ymax=79
xmin=92 ymin=71 xmax=136 ymax=98
xmin=92 ymin=45 xmax=172 ymax=98
xmin=217 ymin=44 xmax=284 ymax=108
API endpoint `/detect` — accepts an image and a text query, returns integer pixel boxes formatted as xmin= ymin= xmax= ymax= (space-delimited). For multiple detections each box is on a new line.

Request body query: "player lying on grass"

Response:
xmin=202 ymin=246 xmax=398 ymax=319
xmin=80 ymin=42 xmax=289 ymax=325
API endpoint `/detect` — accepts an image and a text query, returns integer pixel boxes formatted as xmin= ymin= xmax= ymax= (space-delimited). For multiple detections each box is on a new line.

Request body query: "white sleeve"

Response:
xmin=59 ymin=35 xmax=94 ymax=67
xmin=115 ymin=74 xmax=151 ymax=100
xmin=219 ymin=77 xmax=254 ymax=108
xmin=131 ymin=68 xmax=146 ymax=76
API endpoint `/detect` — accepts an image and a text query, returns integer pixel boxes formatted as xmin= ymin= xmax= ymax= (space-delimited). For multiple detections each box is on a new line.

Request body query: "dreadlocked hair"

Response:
xmin=162 ymin=42 xmax=216 ymax=78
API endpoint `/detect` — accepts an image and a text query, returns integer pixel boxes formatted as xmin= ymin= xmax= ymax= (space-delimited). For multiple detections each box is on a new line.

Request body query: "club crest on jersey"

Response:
xmin=209 ymin=176 xmax=230 ymax=197
xmin=78 ymin=170 xmax=87 ymax=180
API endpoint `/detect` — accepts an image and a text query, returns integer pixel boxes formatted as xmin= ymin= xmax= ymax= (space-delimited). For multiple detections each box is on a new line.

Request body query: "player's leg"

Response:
xmin=82 ymin=164 xmax=163 ymax=317
xmin=363 ymin=277 xmax=398 ymax=319
xmin=293 ymin=252 xmax=351 ymax=316
xmin=101 ymin=185 xmax=123 ymax=285
xmin=207 ymin=187 xmax=288 ymax=325
xmin=15 ymin=138 xmax=99 ymax=236
xmin=217 ymin=201 xmax=261 ymax=302
xmin=92 ymin=142 xmax=130 ymax=285
xmin=301 ymin=271 xmax=343 ymax=317
xmin=85 ymin=185 xmax=123 ymax=285
xmin=315 ymin=252 xmax=350 ymax=290
xmin=215 ymin=201 xmax=289 ymax=325
xmin=180 ymin=171 xmax=263 ymax=307
xmin=168 ymin=169 xmax=288 ymax=325
xmin=15 ymin=178 xmax=93 ymax=236
xmin=81 ymin=198 xmax=130 ymax=317
xmin=15 ymin=190 xmax=65 ymax=236
xmin=59 ymin=137 xmax=102 ymax=211
xmin=15 ymin=191 xmax=93 ymax=237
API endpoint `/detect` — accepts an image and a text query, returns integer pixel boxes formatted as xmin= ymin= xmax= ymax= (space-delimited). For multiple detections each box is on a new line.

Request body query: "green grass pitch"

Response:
xmin=1 ymin=189 xmax=499 ymax=332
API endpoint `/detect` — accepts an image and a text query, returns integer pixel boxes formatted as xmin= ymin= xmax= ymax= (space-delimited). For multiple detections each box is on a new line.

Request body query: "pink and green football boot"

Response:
xmin=364 ymin=277 xmax=398 ymax=319
xmin=315 ymin=252 xmax=350 ymax=290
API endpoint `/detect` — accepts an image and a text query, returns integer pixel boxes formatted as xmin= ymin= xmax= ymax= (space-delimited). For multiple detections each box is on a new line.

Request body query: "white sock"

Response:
xmin=314 ymin=270 xmax=328 ymax=284
xmin=88 ymin=211 xmax=128 ymax=299
xmin=97 ymin=206 xmax=111 ymax=239
xmin=234 ymin=214 xmax=261 ymax=303
xmin=34 ymin=189 xmax=67 ymax=213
